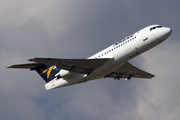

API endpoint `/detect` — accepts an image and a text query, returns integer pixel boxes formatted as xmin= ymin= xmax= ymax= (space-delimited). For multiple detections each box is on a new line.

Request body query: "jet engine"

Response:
xmin=55 ymin=69 xmax=71 ymax=78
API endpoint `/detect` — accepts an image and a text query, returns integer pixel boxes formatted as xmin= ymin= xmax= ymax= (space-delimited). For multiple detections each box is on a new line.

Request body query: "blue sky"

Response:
xmin=1 ymin=0 xmax=180 ymax=120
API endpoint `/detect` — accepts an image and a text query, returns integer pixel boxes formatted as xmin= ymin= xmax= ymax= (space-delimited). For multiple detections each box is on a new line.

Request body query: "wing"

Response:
xmin=28 ymin=58 xmax=110 ymax=74
xmin=105 ymin=62 xmax=154 ymax=80
xmin=8 ymin=58 xmax=154 ymax=80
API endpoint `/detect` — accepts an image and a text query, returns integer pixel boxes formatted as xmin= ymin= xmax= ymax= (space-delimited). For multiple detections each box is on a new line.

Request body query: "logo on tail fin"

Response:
xmin=35 ymin=64 xmax=60 ymax=83
xmin=39 ymin=65 xmax=54 ymax=79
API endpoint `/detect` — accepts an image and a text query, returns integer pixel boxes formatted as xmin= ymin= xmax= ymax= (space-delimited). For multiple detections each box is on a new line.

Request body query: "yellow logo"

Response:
xmin=39 ymin=66 xmax=54 ymax=79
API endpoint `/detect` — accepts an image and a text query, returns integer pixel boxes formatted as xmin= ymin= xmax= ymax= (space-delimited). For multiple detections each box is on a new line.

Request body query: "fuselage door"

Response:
xmin=141 ymin=30 xmax=148 ymax=41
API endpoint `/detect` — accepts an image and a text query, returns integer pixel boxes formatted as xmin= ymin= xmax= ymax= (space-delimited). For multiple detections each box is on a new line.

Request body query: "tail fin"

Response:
xmin=7 ymin=63 xmax=60 ymax=83
xmin=33 ymin=64 xmax=60 ymax=83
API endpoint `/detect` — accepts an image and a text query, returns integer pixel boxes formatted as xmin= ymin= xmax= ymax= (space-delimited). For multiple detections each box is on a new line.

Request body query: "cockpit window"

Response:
xmin=156 ymin=25 xmax=162 ymax=28
xmin=150 ymin=25 xmax=162 ymax=31
xmin=150 ymin=27 xmax=156 ymax=31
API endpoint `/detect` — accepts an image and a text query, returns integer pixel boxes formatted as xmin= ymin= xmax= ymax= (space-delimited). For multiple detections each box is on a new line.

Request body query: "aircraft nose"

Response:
xmin=163 ymin=27 xmax=172 ymax=38
xmin=154 ymin=27 xmax=172 ymax=40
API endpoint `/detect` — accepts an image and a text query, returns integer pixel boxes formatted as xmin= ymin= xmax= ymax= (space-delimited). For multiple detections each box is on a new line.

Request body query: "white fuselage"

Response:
xmin=45 ymin=25 xmax=172 ymax=90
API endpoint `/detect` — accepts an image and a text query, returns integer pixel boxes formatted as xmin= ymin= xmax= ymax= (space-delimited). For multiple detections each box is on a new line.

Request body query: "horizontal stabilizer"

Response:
xmin=7 ymin=63 xmax=43 ymax=69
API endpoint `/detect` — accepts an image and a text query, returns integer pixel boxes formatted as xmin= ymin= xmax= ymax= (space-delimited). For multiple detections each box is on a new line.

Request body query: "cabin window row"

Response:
xmin=97 ymin=36 xmax=136 ymax=58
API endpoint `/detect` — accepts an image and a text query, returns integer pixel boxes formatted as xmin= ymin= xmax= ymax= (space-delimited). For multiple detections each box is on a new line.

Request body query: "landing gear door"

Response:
xmin=141 ymin=30 xmax=148 ymax=41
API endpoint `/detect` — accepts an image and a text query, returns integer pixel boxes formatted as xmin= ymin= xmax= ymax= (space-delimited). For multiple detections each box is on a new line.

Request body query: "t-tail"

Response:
xmin=7 ymin=63 xmax=61 ymax=83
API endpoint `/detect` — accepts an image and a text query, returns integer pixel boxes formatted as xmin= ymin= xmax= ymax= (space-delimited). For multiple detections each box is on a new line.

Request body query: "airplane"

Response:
xmin=7 ymin=24 xmax=172 ymax=90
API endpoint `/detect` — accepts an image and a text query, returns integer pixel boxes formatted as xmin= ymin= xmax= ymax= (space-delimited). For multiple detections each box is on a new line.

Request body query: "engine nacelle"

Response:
xmin=55 ymin=69 xmax=71 ymax=78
